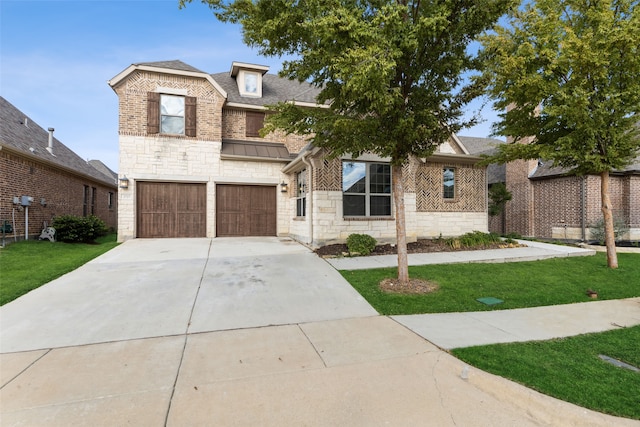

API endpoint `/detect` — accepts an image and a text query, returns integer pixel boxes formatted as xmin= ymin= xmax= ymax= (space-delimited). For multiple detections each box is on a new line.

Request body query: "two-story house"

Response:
xmin=108 ymin=60 xmax=488 ymax=246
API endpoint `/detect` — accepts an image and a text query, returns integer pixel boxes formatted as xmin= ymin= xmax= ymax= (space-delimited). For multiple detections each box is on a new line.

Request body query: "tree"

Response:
xmin=480 ymin=0 xmax=640 ymax=268
xmin=182 ymin=0 xmax=514 ymax=282
xmin=488 ymin=182 xmax=511 ymax=234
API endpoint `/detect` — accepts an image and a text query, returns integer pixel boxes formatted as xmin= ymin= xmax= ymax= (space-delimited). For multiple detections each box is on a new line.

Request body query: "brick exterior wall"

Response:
xmin=0 ymin=150 xmax=117 ymax=241
xmin=505 ymin=158 xmax=537 ymax=237
xmin=221 ymin=108 xmax=310 ymax=154
xmin=506 ymin=171 xmax=640 ymax=241
xmin=113 ymin=70 xmax=224 ymax=141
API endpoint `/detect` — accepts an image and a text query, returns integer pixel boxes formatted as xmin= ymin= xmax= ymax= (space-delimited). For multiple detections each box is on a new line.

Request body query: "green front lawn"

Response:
xmin=0 ymin=234 xmax=119 ymax=305
xmin=341 ymin=253 xmax=640 ymax=314
xmin=453 ymin=326 xmax=640 ymax=420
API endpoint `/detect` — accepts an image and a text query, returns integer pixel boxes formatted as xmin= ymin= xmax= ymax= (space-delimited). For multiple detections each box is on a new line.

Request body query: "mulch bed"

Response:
xmin=379 ymin=278 xmax=440 ymax=294
xmin=314 ymin=239 xmax=518 ymax=257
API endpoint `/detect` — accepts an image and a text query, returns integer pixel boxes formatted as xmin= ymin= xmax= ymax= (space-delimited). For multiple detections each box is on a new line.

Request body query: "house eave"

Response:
xmin=282 ymin=146 xmax=323 ymax=173
xmin=108 ymin=64 xmax=228 ymax=98
xmin=426 ymin=153 xmax=483 ymax=165
xmin=0 ymin=144 xmax=118 ymax=188
xmin=226 ymin=101 xmax=330 ymax=110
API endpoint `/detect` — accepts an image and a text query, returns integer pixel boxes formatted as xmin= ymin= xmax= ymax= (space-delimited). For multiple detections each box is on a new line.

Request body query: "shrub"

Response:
xmin=447 ymin=231 xmax=502 ymax=249
xmin=488 ymin=183 xmax=512 ymax=217
xmin=589 ymin=215 xmax=629 ymax=244
xmin=346 ymin=234 xmax=377 ymax=256
xmin=52 ymin=215 xmax=108 ymax=243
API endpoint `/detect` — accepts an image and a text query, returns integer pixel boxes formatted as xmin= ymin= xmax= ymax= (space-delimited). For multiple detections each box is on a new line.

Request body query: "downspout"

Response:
xmin=581 ymin=176 xmax=587 ymax=241
xmin=301 ymin=152 xmax=314 ymax=246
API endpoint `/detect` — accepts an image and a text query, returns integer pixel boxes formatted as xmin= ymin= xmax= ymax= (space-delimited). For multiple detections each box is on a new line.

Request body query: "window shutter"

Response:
xmin=185 ymin=96 xmax=197 ymax=137
xmin=147 ymin=92 xmax=160 ymax=134
xmin=245 ymin=111 xmax=265 ymax=137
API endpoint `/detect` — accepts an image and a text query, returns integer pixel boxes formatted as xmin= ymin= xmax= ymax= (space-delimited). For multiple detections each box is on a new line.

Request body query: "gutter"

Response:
xmin=581 ymin=176 xmax=587 ymax=241
xmin=0 ymin=144 xmax=117 ymax=189
xmin=301 ymin=151 xmax=314 ymax=246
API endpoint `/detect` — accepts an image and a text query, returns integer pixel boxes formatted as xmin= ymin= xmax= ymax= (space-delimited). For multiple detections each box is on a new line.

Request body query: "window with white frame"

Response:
xmin=160 ymin=94 xmax=185 ymax=134
xmin=296 ymin=169 xmax=307 ymax=217
xmin=342 ymin=161 xmax=391 ymax=216
xmin=443 ymin=167 xmax=455 ymax=199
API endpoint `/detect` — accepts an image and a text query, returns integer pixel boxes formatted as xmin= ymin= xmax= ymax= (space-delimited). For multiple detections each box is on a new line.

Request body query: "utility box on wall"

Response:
xmin=20 ymin=196 xmax=33 ymax=206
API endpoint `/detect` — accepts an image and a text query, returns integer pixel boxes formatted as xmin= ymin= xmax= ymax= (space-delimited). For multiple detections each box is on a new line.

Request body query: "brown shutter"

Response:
xmin=245 ymin=111 xmax=265 ymax=137
xmin=185 ymin=96 xmax=197 ymax=137
xmin=147 ymin=92 xmax=160 ymax=134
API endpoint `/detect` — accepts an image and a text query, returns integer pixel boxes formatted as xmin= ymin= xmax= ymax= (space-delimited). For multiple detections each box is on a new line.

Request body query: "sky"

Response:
xmin=1 ymin=0 xmax=501 ymax=173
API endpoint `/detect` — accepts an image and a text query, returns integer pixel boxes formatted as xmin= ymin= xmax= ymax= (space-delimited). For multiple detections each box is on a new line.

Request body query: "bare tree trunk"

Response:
xmin=600 ymin=171 xmax=618 ymax=269
xmin=392 ymin=165 xmax=409 ymax=283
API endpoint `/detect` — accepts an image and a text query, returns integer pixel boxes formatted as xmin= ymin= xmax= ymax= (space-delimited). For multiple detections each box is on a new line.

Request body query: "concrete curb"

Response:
xmin=454 ymin=356 xmax=640 ymax=427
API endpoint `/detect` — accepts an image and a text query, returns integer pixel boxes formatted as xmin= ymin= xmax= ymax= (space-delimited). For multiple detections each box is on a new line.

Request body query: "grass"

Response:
xmin=452 ymin=326 xmax=640 ymax=420
xmin=341 ymin=252 xmax=640 ymax=314
xmin=0 ymin=234 xmax=119 ymax=305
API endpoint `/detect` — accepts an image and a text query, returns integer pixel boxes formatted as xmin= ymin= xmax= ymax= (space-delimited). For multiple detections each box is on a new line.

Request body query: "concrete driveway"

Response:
xmin=0 ymin=237 xmax=376 ymax=353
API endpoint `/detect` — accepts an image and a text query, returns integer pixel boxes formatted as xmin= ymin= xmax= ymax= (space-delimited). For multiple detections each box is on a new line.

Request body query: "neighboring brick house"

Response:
xmin=462 ymin=135 xmax=640 ymax=242
xmin=458 ymin=136 xmax=508 ymax=235
xmin=108 ymin=60 xmax=488 ymax=246
xmin=0 ymin=97 xmax=118 ymax=242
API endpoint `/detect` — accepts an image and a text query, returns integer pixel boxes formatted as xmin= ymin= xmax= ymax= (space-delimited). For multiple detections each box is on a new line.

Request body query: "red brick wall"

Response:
xmin=532 ymin=176 xmax=582 ymax=238
xmin=509 ymin=173 xmax=638 ymax=239
xmin=0 ymin=151 xmax=117 ymax=241
xmin=505 ymin=158 xmax=537 ymax=236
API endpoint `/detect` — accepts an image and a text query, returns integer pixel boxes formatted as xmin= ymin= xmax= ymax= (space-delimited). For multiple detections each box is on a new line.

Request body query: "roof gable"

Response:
xmin=108 ymin=60 xmax=228 ymax=98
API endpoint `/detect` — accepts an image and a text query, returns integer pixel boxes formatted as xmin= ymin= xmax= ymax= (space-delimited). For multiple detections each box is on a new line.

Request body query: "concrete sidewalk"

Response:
xmin=394 ymin=297 xmax=640 ymax=349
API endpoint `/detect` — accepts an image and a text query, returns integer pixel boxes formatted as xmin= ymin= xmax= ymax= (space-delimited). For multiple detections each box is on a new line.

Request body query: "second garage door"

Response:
xmin=216 ymin=184 xmax=277 ymax=237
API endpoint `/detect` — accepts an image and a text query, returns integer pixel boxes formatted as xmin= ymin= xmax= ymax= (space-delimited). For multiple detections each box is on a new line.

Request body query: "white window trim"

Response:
xmin=238 ymin=70 xmax=263 ymax=98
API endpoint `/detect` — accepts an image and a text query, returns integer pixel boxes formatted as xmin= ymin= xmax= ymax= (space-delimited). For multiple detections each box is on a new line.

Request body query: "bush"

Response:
xmin=346 ymin=234 xmax=377 ymax=256
xmin=446 ymin=231 xmax=502 ymax=249
xmin=589 ymin=215 xmax=629 ymax=244
xmin=52 ymin=215 xmax=108 ymax=243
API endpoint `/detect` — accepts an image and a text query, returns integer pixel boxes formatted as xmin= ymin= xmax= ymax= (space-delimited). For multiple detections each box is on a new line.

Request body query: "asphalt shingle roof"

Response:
xmin=136 ymin=60 xmax=207 ymax=74
xmin=0 ymin=97 xmax=117 ymax=187
xmin=458 ymin=136 xmax=507 ymax=184
xmin=211 ymin=72 xmax=323 ymax=106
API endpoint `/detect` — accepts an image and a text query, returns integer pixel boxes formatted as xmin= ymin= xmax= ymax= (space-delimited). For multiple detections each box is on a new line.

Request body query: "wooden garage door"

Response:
xmin=137 ymin=182 xmax=206 ymax=238
xmin=216 ymin=184 xmax=276 ymax=237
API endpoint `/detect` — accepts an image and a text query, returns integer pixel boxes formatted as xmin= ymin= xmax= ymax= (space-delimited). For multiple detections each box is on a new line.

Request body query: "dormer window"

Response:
xmin=244 ymin=73 xmax=258 ymax=95
xmin=230 ymin=62 xmax=269 ymax=98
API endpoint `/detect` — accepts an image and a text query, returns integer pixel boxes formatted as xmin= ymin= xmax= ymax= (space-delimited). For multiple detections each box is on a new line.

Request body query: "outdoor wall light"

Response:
xmin=119 ymin=176 xmax=130 ymax=189
xmin=280 ymin=181 xmax=288 ymax=193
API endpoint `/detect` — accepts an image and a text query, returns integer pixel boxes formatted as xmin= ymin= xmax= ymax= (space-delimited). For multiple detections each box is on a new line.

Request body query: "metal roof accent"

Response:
xmin=220 ymin=139 xmax=293 ymax=162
